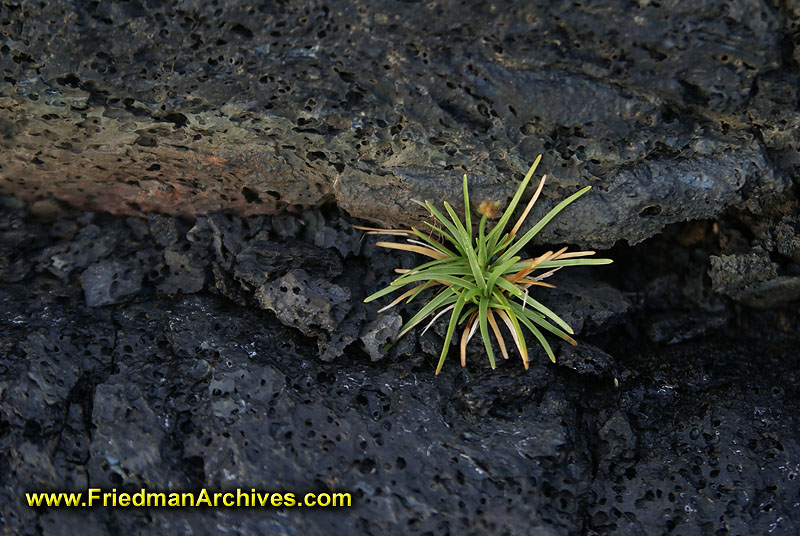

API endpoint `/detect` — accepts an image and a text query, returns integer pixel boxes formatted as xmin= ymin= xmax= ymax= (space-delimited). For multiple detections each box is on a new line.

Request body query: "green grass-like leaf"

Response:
xmin=355 ymin=154 xmax=613 ymax=374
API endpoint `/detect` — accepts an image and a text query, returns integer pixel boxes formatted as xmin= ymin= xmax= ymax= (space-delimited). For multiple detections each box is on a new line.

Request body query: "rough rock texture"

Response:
xmin=1 ymin=197 xmax=798 ymax=535
xmin=360 ymin=312 xmax=402 ymax=361
xmin=256 ymin=268 xmax=354 ymax=361
xmin=709 ymin=247 xmax=800 ymax=307
xmin=1 ymin=0 xmax=798 ymax=249
xmin=256 ymin=269 xmax=351 ymax=337
xmin=1 ymin=1 xmax=800 ymax=533
xmin=709 ymin=191 xmax=800 ymax=306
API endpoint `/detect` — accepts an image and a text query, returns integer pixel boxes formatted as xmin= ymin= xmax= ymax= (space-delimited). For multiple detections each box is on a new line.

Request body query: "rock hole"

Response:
xmin=241 ymin=187 xmax=261 ymax=203
xmin=639 ymin=205 xmax=662 ymax=217
xmin=229 ymin=22 xmax=253 ymax=39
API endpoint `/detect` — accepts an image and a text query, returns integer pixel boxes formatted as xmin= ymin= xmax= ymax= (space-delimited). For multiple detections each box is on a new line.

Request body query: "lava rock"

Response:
xmin=557 ymin=342 xmax=616 ymax=377
xmin=710 ymin=248 xmax=800 ymax=307
xmin=546 ymin=275 xmax=632 ymax=335
xmin=29 ymin=198 xmax=65 ymax=221
xmin=646 ymin=310 xmax=729 ymax=344
xmin=591 ymin=391 xmax=800 ymax=535
xmin=88 ymin=381 xmax=169 ymax=489
xmin=234 ymin=239 xmax=342 ymax=288
xmin=2 ymin=191 xmax=799 ymax=536
xmin=80 ymin=256 xmax=148 ymax=306
xmin=158 ymin=245 xmax=208 ymax=294
xmin=318 ymin=307 xmax=365 ymax=362
xmin=271 ymin=213 xmax=303 ymax=241
xmin=36 ymin=223 xmax=120 ymax=280
xmin=147 ymin=214 xmax=181 ymax=247
xmin=360 ymin=312 xmax=402 ymax=361
xmin=0 ymin=1 xmax=794 ymax=250
xmin=301 ymin=211 xmax=361 ymax=257
xmin=255 ymin=269 xmax=351 ymax=339
xmin=598 ymin=410 xmax=636 ymax=463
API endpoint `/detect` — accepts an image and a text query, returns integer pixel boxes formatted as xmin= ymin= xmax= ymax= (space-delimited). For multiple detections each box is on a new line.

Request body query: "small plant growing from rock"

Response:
xmin=356 ymin=155 xmax=612 ymax=374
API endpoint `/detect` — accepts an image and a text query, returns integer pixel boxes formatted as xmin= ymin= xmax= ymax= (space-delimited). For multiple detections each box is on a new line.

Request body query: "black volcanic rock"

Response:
xmin=1 ymin=197 xmax=798 ymax=535
xmin=1 ymin=1 xmax=799 ymax=534
xmin=0 ymin=0 xmax=796 ymax=250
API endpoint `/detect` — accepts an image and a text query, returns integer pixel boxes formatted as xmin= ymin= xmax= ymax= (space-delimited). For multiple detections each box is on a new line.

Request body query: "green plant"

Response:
xmin=356 ymin=155 xmax=612 ymax=374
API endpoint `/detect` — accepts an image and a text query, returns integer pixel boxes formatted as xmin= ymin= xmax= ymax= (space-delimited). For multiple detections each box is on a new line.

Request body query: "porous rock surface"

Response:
xmin=1 ymin=197 xmax=798 ymax=535
xmin=1 ymin=0 xmax=798 ymax=249
xmin=1 ymin=0 xmax=800 ymax=533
